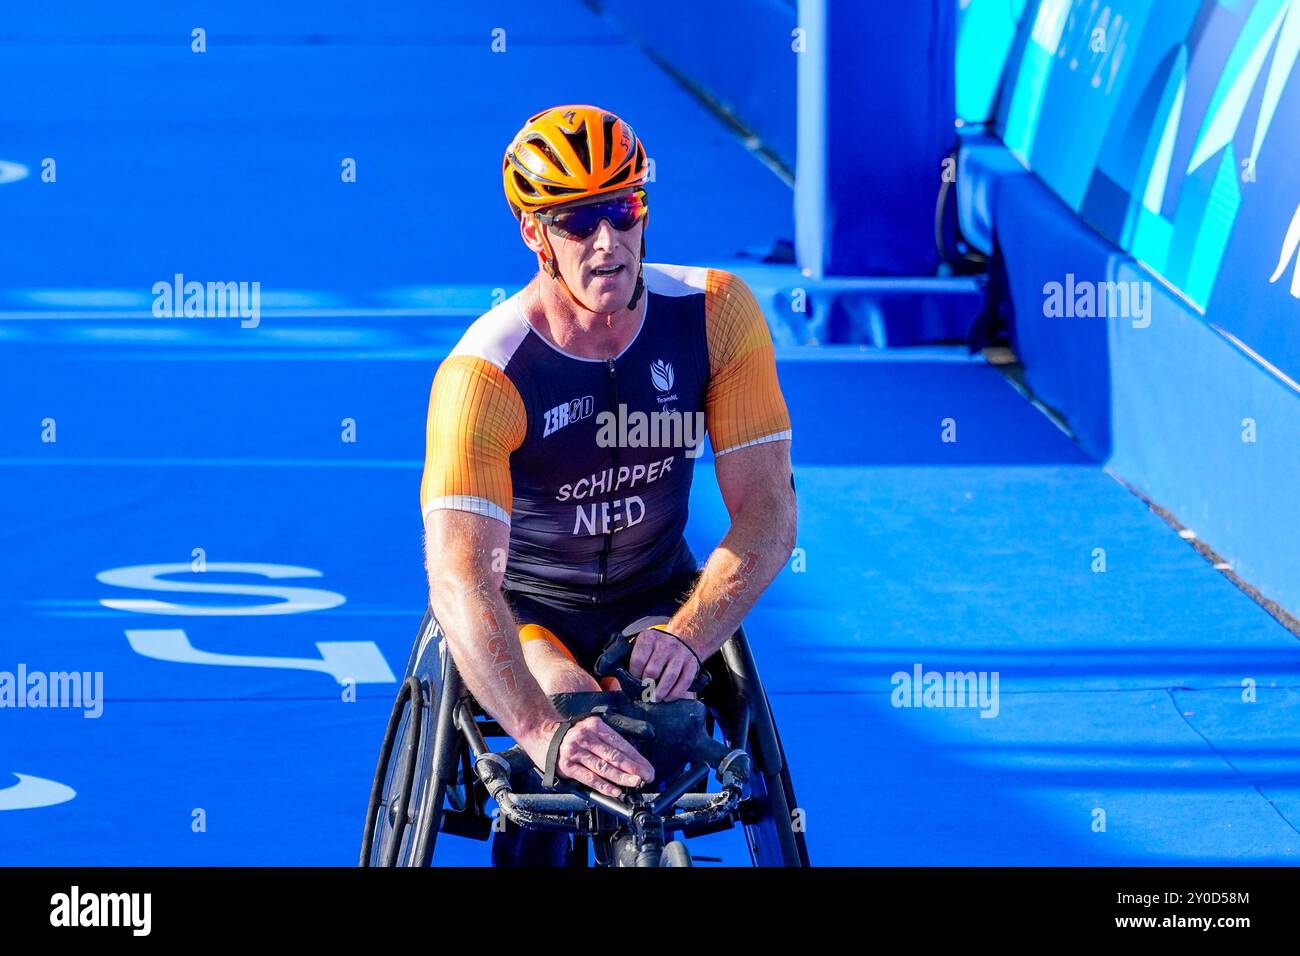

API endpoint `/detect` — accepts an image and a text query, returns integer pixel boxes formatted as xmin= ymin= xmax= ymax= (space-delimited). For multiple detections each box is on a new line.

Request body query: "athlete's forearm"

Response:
xmin=664 ymin=491 xmax=797 ymax=658
xmin=428 ymin=575 xmax=561 ymax=754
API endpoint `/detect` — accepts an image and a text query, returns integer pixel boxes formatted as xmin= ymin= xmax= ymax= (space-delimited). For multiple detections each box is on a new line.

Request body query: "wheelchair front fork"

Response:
xmin=609 ymin=810 xmax=667 ymax=867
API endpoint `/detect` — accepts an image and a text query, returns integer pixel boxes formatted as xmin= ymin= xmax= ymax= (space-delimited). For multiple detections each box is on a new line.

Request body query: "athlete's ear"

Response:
xmin=521 ymin=216 xmax=558 ymax=277
xmin=520 ymin=214 xmax=544 ymax=255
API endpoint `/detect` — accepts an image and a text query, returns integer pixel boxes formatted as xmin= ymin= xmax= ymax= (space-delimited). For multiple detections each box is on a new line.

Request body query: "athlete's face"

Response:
xmin=524 ymin=187 xmax=646 ymax=313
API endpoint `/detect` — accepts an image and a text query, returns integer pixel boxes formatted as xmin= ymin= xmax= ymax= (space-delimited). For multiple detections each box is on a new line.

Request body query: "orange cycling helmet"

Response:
xmin=503 ymin=105 xmax=650 ymax=314
xmin=503 ymin=105 xmax=648 ymax=220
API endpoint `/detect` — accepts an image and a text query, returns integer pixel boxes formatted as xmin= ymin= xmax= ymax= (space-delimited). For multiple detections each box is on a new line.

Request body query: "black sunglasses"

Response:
xmin=534 ymin=188 xmax=648 ymax=241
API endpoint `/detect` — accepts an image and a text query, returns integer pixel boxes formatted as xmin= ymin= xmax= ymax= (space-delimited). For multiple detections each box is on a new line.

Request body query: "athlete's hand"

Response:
xmin=628 ymin=628 xmax=700 ymax=702
xmin=533 ymin=715 xmax=655 ymax=799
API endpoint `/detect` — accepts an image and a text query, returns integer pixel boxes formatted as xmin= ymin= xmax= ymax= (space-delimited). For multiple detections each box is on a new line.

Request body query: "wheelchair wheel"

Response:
xmin=661 ymin=840 xmax=693 ymax=867
xmin=709 ymin=629 xmax=810 ymax=868
xmin=359 ymin=609 xmax=455 ymax=866
xmin=743 ymin=771 xmax=800 ymax=865
xmin=740 ymin=684 xmax=809 ymax=866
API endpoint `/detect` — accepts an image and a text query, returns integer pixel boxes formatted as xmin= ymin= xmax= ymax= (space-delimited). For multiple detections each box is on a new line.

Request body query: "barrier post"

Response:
xmin=795 ymin=0 xmax=956 ymax=278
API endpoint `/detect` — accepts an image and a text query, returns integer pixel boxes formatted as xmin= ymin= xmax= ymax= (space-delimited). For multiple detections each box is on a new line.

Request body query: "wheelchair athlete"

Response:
xmin=419 ymin=105 xmax=796 ymax=865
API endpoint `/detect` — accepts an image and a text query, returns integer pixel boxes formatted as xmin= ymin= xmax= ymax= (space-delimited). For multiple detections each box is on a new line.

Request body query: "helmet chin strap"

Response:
xmin=538 ymin=225 xmax=646 ymax=326
xmin=626 ymin=242 xmax=646 ymax=311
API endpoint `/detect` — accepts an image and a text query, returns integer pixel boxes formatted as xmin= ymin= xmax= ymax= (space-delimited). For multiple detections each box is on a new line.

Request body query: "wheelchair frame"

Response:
xmin=360 ymin=606 xmax=810 ymax=867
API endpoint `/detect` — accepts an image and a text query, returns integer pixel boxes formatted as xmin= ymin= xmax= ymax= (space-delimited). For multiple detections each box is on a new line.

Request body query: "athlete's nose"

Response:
xmin=591 ymin=218 xmax=618 ymax=252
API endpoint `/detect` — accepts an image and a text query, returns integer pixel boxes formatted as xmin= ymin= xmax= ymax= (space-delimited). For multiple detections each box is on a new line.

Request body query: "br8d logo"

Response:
xmin=543 ymin=395 xmax=595 ymax=438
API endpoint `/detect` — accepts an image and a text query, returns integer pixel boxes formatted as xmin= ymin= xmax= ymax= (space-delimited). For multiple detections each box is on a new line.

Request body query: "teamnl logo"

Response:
xmin=891 ymin=663 xmax=1000 ymax=718
xmin=1042 ymin=273 xmax=1151 ymax=328
xmin=151 ymin=273 xmax=261 ymax=328
xmin=594 ymin=359 xmax=706 ymax=458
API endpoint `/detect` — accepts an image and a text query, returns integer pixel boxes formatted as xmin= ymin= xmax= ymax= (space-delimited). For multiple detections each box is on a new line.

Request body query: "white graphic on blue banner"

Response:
xmin=124 ymin=629 xmax=395 ymax=684
xmin=0 ymin=772 xmax=77 ymax=811
xmin=98 ymin=562 xmax=395 ymax=684
xmin=1270 ymin=200 xmax=1300 ymax=298
xmin=97 ymin=562 xmax=345 ymax=615
xmin=0 ymin=160 xmax=30 ymax=185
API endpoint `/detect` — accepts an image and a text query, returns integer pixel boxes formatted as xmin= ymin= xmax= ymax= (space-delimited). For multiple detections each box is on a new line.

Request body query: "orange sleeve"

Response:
xmin=419 ymin=354 xmax=527 ymax=525
xmin=704 ymin=269 xmax=792 ymax=456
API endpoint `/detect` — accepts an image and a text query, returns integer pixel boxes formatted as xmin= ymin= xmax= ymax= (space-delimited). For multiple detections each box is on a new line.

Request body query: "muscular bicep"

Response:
xmin=714 ymin=438 xmax=794 ymax=522
xmin=424 ymin=508 xmax=510 ymax=593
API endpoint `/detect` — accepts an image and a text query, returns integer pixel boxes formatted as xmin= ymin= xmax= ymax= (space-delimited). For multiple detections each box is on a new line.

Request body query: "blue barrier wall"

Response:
xmin=981 ymin=0 xmax=1300 ymax=616
xmin=956 ymin=0 xmax=1029 ymax=125
xmin=996 ymin=175 xmax=1116 ymax=459
xmin=994 ymin=0 xmax=1300 ymax=324
xmin=1204 ymin=55 xmax=1300 ymax=386
xmin=1108 ymin=263 xmax=1300 ymax=614
xmin=589 ymin=0 xmax=798 ymax=173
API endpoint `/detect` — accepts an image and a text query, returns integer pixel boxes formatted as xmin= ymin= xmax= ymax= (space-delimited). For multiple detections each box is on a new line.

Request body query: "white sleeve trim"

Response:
xmin=421 ymin=495 xmax=510 ymax=526
xmin=713 ymin=430 xmax=792 ymax=457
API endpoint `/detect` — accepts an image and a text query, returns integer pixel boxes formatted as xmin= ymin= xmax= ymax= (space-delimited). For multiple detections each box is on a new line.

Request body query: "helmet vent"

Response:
xmin=561 ymin=125 xmax=592 ymax=175
xmin=600 ymin=163 xmax=632 ymax=188
xmin=602 ymin=115 xmax=617 ymax=167
xmin=512 ymin=171 xmax=539 ymax=197
xmin=523 ymin=135 xmax=569 ymax=176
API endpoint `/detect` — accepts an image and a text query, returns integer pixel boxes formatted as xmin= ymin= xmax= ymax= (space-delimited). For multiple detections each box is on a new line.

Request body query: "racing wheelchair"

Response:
xmin=359 ymin=606 xmax=810 ymax=867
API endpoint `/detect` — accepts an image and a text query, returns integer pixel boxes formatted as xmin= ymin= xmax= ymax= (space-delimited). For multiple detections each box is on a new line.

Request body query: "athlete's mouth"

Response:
xmin=591 ymin=264 xmax=625 ymax=278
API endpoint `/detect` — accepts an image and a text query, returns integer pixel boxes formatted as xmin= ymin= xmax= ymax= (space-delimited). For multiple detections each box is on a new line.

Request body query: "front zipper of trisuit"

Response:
xmin=594 ymin=357 xmax=618 ymax=604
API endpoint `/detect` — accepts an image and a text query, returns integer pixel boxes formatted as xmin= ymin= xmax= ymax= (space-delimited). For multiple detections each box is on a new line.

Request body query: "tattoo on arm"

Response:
xmin=485 ymin=635 xmax=519 ymax=692
xmin=471 ymin=582 xmax=519 ymax=693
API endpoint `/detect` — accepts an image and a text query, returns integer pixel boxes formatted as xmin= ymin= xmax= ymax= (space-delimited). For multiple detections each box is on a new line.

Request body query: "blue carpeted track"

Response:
xmin=1 ymin=2 xmax=1297 ymax=866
